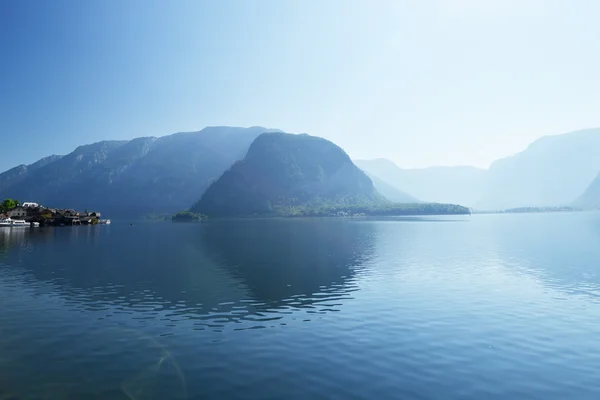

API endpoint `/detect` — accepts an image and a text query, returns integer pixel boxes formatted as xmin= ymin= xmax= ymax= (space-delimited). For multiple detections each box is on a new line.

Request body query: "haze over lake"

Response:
xmin=2 ymin=214 xmax=600 ymax=399
xmin=3 ymin=2 xmax=600 ymax=399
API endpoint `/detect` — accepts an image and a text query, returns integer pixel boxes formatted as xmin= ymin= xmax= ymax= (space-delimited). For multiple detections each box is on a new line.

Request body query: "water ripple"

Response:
xmin=1 ymin=215 xmax=600 ymax=398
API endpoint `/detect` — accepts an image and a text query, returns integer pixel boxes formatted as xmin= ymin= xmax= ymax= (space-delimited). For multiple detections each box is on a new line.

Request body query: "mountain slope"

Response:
xmin=0 ymin=126 xmax=278 ymax=217
xmin=476 ymin=128 xmax=600 ymax=210
xmin=575 ymin=172 xmax=600 ymax=209
xmin=355 ymin=159 xmax=485 ymax=206
xmin=0 ymin=155 xmax=63 ymax=194
xmin=365 ymin=173 xmax=420 ymax=203
xmin=193 ymin=132 xmax=383 ymax=216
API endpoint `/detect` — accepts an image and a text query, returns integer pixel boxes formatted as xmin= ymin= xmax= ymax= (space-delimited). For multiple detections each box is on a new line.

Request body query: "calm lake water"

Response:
xmin=2 ymin=213 xmax=600 ymax=399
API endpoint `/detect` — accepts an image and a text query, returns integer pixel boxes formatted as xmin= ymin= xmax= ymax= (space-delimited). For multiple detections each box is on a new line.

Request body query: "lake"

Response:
xmin=1 ymin=213 xmax=600 ymax=399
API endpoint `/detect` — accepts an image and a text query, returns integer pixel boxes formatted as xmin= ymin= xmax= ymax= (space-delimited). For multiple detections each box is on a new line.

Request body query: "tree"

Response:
xmin=1 ymin=198 xmax=17 ymax=212
xmin=171 ymin=211 xmax=206 ymax=222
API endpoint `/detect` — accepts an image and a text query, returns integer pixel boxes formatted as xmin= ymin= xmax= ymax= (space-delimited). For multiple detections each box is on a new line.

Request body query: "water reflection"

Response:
xmin=0 ymin=220 xmax=375 ymax=329
xmin=0 ymin=227 xmax=38 ymax=255
xmin=489 ymin=212 xmax=600 ymax=301
xmin=0 ymin=321 xmax=188 ymax=400
xmin=0 ymin=221 xmax=377 ymax=399
xmin=200 ymin=219 xmax=374 ymax=306
xmin=0 ymin=226 xmax=98 ymax=256
xmin=4 ymin=216 xmax=600 ymax=399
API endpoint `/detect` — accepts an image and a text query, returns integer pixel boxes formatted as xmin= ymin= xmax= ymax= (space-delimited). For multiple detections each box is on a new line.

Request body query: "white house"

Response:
xmin=22 ymin=202 xmax=39 ymax=208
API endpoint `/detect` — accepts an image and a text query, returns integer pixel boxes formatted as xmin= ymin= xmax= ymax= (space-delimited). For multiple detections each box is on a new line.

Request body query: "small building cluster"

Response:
xmin=0 ymin=201 xmax=102 ymax=226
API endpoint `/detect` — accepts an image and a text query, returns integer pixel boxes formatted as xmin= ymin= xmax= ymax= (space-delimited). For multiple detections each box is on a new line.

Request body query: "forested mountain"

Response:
xmin=193 ymin=132 xmax=383 ymax=216
xmin=0 ymin=126 xmax=278 ymax=217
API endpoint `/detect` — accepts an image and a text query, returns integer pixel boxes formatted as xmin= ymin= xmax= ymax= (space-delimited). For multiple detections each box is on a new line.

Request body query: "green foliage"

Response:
xmin=141 ymin=212 xmax=172 ymax=221
xmin=503 ymin=206 xmax=577 ymax=214
xmin=272 ymin=203 xmax=471 ymax=217
xmin=171 ymin=211 xmax=206 ymax=222
xmin=0 ymin=198 xmax=17 ymax=213
xmin=197 ymin=201 xmax=469 ymax=218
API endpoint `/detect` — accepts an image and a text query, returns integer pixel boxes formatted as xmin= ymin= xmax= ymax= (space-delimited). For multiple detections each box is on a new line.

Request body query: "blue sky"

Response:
xmin=1 ymin=0 xmax=599 ymax=172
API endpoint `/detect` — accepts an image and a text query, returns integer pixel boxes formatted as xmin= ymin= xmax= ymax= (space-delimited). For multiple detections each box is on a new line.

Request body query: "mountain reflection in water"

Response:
xmin=0 ymin=219 xmax=375 ymax=329
xmin=3 ymin=214 xmax=600 ymax=399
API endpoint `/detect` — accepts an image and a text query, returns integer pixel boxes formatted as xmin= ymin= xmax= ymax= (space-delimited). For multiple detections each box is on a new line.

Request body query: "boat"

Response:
xmin=99 ymin=219 xmax=111 ymax=225
xmin=31 ymin=222 xmax=40 ymax=228
xmin=0 ymin=218 xmax=29 ymax=227
xmin=11 ymin=219 xmax=28 ymax=227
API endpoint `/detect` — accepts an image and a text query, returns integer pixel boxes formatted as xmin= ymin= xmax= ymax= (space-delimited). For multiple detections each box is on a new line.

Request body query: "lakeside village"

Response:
xmin=0 ymin=198 xmax=110 ymax=228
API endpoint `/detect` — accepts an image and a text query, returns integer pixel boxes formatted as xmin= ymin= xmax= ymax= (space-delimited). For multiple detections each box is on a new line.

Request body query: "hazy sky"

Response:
xmin=1 ymin=0 xmax=599 ymax=172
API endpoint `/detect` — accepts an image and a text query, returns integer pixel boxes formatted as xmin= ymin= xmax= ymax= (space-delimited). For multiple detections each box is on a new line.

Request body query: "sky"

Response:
xmin=1 ymin=0 xmax=600 ymax=172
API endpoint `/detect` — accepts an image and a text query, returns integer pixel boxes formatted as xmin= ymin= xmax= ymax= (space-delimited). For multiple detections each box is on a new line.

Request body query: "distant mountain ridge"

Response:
xmin=355 ymin=159 xmax=485 ymax=206
xmin=0 ymin=155 xmax=63 ymax=194
xmin=193 ymin=132 xmax=383 ymax=216
xmin=0 ymin=126 xmax=280 ymax=217
xmin=3 ymin=126 xmax=600 ymax=216
xmin=476 ymin=128 xmax=600 ymax=210
xmin=366 ymin=173 xmax=420 ymax=203
xmin=357 ymin=128 xmax=600 ymax=210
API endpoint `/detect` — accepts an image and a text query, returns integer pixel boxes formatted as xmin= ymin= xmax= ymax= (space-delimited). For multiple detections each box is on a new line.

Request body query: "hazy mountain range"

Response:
xmin=364 ymin=173 xmax=420 ymax=204
xmin=0 ymin=127 xmax=279 ymax=217
xmin=476 ymin=128 xmax=600 ymax=210
xmin=357 ymin=128 xmax=600 ymax=210
xmin=354 ymin=159 xmax=485 ymax=206
xmin=1 ymin=126 xmax=599 ymax=216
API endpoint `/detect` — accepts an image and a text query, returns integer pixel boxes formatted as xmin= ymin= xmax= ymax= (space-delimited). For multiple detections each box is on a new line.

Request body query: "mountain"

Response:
xmin=365 ymin=173 xmax=420 ymax=203
xmin=575 ymin=172 xmax=600 ymax=209
xmin=475 ymin=128 xmax=600 ymax=210
xmin=193 ymin=132 xmax=383 ymax=216
xmin=0 ymin=155 xmax=63 ymax=195
xmin=357 ymin=128 xmax=600 ymax=210
xmin=0 ymin=126 xmax=280 ymax=217
xmin=355 ymin=159 xmax=485 ymax=206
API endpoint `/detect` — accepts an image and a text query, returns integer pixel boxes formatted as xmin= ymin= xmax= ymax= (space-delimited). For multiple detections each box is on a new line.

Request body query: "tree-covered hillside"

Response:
xmin=193 ymin=132 xmax=383 ymax=216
